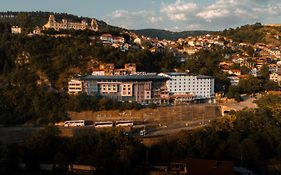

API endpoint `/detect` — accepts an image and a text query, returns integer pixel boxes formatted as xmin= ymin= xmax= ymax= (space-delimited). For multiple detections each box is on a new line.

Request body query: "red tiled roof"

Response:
xmin=101 ymin=34 xmax=112 ymax=37
xmin=230 ymin=69 xmax=241 ymax=73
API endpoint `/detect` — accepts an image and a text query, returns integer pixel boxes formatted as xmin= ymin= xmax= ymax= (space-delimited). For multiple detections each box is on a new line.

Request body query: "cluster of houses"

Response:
xmin=68 ymin=64 xmax=215 ymax=105
xmin=132 ymin=33 xmax=281 ymax=87
xmin=219 ymin=53 xmax=281 ymax=86
xmin=147 ymin=34 xmax=281 ymax=87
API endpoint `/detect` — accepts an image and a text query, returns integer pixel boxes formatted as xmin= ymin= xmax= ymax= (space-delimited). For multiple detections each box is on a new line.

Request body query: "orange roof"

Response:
xmin=101 ymin=34 xmax=112 ymax=37
xmin=230 ymin=69 xmax=241 ymax=73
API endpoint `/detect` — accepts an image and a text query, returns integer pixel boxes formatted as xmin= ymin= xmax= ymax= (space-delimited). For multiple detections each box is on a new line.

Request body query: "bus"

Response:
xmin=94 ymin=121 xmax=113 ymax=128
xmin=115 ymin=120 xmax=134 ymax=127
xmin=64 ymin=120 xmax=85 ymax=127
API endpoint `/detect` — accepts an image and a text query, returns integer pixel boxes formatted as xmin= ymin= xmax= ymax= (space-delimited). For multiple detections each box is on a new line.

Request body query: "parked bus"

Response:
xmin=64 ymin=120 xmax=85 ymax=127
xmin=115 ymin=120 xmax=134 ymax=127
xmin=94 ymin=121 xmax=113 ymax=128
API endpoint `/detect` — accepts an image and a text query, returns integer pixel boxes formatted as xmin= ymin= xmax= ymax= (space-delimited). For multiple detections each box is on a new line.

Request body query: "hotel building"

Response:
xmin=69 ymin=74 xmax=169 ymax=104
xmin=159 ymin=73 xmax=215 ymax=101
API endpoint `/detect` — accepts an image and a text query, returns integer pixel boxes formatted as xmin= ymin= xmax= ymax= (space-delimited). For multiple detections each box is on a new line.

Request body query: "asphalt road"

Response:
xmin=0 ymin=115 xmax=219 ymax=145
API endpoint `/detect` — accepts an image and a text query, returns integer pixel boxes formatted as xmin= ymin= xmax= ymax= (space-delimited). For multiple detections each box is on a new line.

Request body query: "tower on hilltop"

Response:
xmin=48 ymin=15 xmax=56 ymax=24
xmin=90 ymin=18 xmax=99 ymax=31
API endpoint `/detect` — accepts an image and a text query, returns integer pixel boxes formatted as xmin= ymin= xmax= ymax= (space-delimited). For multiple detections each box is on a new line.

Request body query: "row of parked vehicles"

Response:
xmin=63 ymin=120 xmax=134 ymax=128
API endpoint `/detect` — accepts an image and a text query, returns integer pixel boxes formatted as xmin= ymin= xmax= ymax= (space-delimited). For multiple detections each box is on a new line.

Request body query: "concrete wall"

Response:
xmin=68 ymin=104 xmax=221 ymax=123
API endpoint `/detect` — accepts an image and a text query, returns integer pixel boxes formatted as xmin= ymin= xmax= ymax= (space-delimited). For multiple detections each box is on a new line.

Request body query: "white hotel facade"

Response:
xmin=159 ymin=73 xmax=215 ymax=100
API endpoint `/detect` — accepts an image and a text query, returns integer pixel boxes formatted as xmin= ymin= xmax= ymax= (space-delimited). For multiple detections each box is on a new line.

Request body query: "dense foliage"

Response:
xmin=0 ymin=127 xmax=146 ymax=175
xmin=226 ymin=76 xmax=279 ymax=101
xmin=220 ymin=23 xmax=281 ymax=45
xmin=1 ymin=95 xmax=281 ymax=174
xmin=149 ymin=95 xmax=281 ymax=174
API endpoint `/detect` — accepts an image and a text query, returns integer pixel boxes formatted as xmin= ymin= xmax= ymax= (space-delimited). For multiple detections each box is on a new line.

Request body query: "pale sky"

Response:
xmin=1 ymin=0 xmax=281 ymax=31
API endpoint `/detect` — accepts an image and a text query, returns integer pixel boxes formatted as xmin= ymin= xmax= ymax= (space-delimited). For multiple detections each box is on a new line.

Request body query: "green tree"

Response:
xmin=238 ymin=76 xmax=261 ymax=94
xmin=226 ymin=85 xmax=242 ymax=101
xmin=22 ymin=126 xmax=61 ymax=170
xmin=263 ymin=80 xmax=279 ymax=91
xmin=254 ymin=94 xmax=281 ymax=109
xmin=260 ymin=64 xmax=270 ymax=80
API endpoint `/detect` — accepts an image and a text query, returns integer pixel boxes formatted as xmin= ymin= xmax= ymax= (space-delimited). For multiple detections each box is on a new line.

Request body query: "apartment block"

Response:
xmin=80 ymin=74 xmax=169 ymax=104
xmin=159 ymin=73 xmax=215 ymax=100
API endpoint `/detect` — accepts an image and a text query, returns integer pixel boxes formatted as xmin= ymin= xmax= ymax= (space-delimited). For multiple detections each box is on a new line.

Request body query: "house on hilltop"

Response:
xmin=43 ymin=14 xmax=98 ymax=31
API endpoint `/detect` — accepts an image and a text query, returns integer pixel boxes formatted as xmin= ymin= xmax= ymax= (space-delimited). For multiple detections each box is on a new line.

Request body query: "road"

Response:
xmin=0 ymin=115 xmax=219 ymax=145
xmin=139 ymin=117 xmax=213 ymax=137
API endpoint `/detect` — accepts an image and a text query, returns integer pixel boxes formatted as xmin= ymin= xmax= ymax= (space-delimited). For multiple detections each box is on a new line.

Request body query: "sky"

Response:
xmin=1 ymin=0 xmax=281 ymax=31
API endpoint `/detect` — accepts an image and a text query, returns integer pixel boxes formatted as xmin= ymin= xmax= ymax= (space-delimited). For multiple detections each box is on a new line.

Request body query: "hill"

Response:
xmin=0 ymin=11 xmax=125 ymax=33
xmin=130 ymin=29 xmax=212 ymax=40
xmin=219 ymin=23 xmax=281 ymax=45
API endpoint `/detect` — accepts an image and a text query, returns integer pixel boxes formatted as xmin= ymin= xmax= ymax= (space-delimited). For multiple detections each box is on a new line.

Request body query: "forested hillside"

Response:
xmin=131 ymin=28 xmax=212 ymax=40
xmin=220 ymin=23 xmax=281 ymax=45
